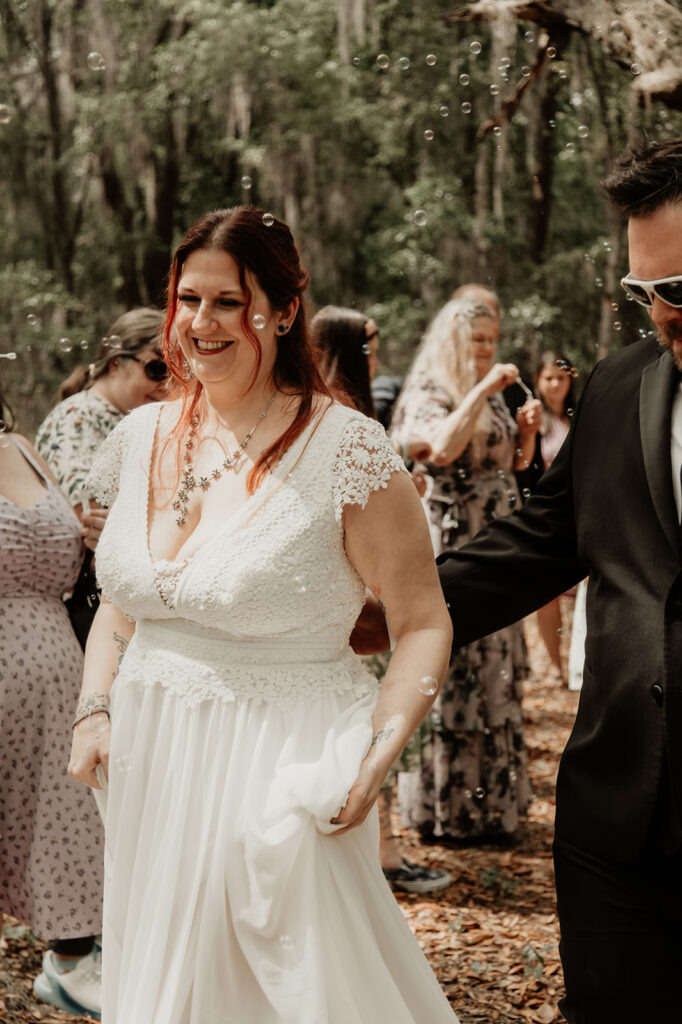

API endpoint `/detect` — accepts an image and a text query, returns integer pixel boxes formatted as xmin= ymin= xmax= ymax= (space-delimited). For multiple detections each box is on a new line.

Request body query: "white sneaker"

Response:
xmin=38 ymin=948 xmax=102 ymax=1018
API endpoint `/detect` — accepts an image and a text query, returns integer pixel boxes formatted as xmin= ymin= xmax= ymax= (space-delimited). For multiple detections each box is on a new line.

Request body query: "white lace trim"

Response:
xmin=84 ymin=414 xmax=129 ymax=507
xmin=117 ymin=637 xmax=378 ymax=711
xmin=332 ymin=417 xmax=406 ymax=521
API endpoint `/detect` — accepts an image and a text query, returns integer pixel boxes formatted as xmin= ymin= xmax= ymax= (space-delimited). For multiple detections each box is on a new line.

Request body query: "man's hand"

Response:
xmin=350 ymin=594 xmax=391 ymax=655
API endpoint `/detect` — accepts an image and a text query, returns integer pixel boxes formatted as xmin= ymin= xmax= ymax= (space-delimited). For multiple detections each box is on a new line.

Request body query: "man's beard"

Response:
xmin=656 ymin=319 xmax=682 ymax=372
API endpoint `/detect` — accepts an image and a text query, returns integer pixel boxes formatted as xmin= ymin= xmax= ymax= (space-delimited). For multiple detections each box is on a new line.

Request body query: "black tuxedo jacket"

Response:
xmin=438 ymin=339 xmax=682 ymax=861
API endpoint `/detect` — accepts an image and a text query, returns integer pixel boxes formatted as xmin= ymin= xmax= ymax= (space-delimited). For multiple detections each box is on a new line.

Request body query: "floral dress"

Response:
xmin=392 ymin=376 xmax=530 ymax=840
xmin=35 ymin=390 xmax=123 ymax=506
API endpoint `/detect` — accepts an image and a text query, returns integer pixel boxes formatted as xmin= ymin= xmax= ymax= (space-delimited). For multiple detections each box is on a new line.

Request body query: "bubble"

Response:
xmin=658 ymin=30 xmax=667 ymax=42
xmin=614 ymin=321 xmax=622 ymax=331
xmin=439 ymin=105 xmax=449 ymax=118
xmin=424 ymin=129 xmax=434 ymax=141
xmin=558 ymin=68 xmax=568 ymax=79
xmin=610 ymin=302 xmax=619 ymax=311
xmin=521 ymin=65 xmax=531 ymax=77
xmin=26 ymin=313 xmax=39 ymax=327
xmin=595 ymin=277 xmax=603 ymax=287
xmin=464 ymin=789 xmax=473 ymax=799
xmin=469 ymin=41 xmax=482 ymax=55
xmin=548 ymin=118 xmax=556 ymax=128
xmin=499 ymin=57 xmax=511 ymax=69
xmin=278 ymin=935 xmax=294 ymax=950
xmin=87 ymin=51 xmax=106 ymax=72
xmin=500 ymin=668 xmax=510 ymax=680
xmin=547 ymin=46 xmax=557 ymax=58
xmin=631 ymin=63 xmax=642 ymax=76
xmin=79 ymin=339 xmax=89 ymax=350
xmin=577 ymin=124 xmax=589 ymax=138
xmin=473 ymin=786 xmax=486 ymax=799
xmin=457 ymin=467 xmax=467 ymax=478
xmin=114 ymin=754 xmax=131 ymax=772
xmin=293 ymin=574 xmax=307 ymax=593
xmin=241 ymin=175 xmax=252 ymax=189
xmin=413 ymin=209 xmax=428 ymax=226
xmin=524 ymin=31 xmax=535 ymax=43
xmin=565 ymin=142 xmax=575 ymax=153
xmin=0 ymin=352 xmax=16 ymax=360
xmin=489 ymin=84 xmax=499 ymax=95
xmin=522 ymin=487 xmax=531 ymax=499
xmin=609 ymin=19 xmax=623 ymax=33
xmin=509 ymin=769 xmax=517 ymax=782
xmin=425 ymin=54 xmax=437 ymax=66
xmin=352 ymin=56 xmax=360 ymax=66
xmin=252 ymin=314 xmax=266 ymax=330
xmin=107 ymin=334 xmax=122 ymax=349
xmin=418 ymin=676 xmax=439 ymax=696
xmin=567 ymin=407 xmax=574 ymax=417
xmin=398 ymin=57 xmax=410 ymax=71
xmin=58 ymin=337 xmax=72 ymax=353
xmin=458 ymin=73 xmax=470 ymax=86
xmin=493 ymin=126 xmax=502 ymax=137
xmin=0 ymin=105 xmax=11 ymax=125
xmin=376 ymin=53 xmax=390 ymax=70
xmin=461 ymin=101 xmax=472 ymax=114
xmin=262 ymin=212 xmax=275 ymax=227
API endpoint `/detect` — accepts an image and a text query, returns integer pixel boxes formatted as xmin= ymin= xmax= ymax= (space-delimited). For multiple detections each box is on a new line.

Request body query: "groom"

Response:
xmin=436 ymin=137 xmax=682 ymax=1022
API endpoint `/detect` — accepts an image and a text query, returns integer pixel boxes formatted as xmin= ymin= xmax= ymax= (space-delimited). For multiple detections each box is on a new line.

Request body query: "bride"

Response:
xmin=68 ymin=207 xmax=456 ymax=1023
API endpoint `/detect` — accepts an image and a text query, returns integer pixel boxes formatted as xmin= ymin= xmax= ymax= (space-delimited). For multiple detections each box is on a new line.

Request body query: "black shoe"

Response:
xmin=382 ymin=858 xmax=453 ymax=894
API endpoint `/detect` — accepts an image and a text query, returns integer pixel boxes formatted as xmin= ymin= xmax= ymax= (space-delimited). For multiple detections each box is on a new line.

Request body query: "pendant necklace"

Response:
xmin=172 ymin=392 xmax=277 ymax=527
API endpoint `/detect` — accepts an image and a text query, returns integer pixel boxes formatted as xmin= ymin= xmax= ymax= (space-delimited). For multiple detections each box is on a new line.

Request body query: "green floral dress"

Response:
xmin=36 ymin=390 xmax=123 ymax=506
xmin=391 ymin=376 xmax=530 ymax=841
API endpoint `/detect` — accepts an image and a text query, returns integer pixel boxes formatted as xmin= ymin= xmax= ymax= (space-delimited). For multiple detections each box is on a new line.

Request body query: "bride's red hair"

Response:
xmin=162 ymin=207 xmax=332 ymax=492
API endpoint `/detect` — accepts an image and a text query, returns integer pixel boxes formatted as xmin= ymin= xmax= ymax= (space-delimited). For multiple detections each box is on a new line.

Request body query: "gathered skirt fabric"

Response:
xmin=96 ymin=671 xmax=458 ymax=1024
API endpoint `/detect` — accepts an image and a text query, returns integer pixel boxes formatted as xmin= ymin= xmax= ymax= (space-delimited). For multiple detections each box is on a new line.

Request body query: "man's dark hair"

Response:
xmin=603 ymin=136 xmax=682 ymax=216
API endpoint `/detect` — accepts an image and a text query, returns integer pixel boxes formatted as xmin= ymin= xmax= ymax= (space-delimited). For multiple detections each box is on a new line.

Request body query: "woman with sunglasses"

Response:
xmin=68 ymin=207 xmax=456 ymax=1023
xmin=36 ymin=307 xmax=167 ymax=516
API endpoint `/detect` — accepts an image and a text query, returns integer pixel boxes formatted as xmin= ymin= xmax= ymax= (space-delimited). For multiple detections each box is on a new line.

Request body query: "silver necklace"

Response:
xmin=172 ymin=393 xmax=277 ymax=527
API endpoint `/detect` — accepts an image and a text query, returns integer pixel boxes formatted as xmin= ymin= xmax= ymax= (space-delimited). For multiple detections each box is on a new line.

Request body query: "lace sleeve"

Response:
xmin=332 ymin=416 xmax=407 ymax=521
xmin=83 ymin=417 xmax=128 ymax=507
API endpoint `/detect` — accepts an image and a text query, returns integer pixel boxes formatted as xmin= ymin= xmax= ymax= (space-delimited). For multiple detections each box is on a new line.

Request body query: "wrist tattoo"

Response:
xmin=371 ymin=726 xmax=394 ymax=747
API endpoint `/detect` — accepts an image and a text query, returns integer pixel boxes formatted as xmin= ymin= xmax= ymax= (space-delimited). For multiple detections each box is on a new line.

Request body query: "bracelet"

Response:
xmin=72 ymin=693 xmax=111 ymax=730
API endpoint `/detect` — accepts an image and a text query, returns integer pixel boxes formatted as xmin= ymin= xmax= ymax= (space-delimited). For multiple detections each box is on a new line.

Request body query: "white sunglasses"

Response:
xmin=620 ymin=273 xmax=682 ymax=309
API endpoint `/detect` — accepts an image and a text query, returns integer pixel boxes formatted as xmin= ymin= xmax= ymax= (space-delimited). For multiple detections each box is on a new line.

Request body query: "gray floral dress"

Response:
xmin=36 ymin=390 xmax=123 ymax=506
xmin=392 ymin=376 xmax=530 ymax=840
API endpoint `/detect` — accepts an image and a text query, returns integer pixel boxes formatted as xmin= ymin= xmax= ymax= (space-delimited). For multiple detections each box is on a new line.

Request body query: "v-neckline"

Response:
xmin=143 ymin=400 xmax=332 ymax=575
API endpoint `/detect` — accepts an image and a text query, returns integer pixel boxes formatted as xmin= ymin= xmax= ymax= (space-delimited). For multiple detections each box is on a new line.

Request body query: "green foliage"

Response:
xmin=0 ymin=0 xmax=681 ymax=430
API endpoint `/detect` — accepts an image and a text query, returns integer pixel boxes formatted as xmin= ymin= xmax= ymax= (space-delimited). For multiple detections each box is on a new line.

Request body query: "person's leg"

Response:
xmin=554 ymin=838 xmax=682 ymax=1023
xmin=536 ymin=599 xmax=565 ymax=683
xmin=379 ymin=782 xmax=453 ymax=894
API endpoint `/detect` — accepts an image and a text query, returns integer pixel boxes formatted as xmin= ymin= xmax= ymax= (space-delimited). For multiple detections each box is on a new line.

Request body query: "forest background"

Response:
xmin=1 ymin=0 xmax=681 ymax=433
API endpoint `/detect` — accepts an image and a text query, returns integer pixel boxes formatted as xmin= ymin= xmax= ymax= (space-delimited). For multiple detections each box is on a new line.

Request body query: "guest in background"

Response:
xmin=0 ymin=385 xmax=104 ymax=1019
xmin=36 ymin=308 xmax=166 ymax=646
xmin=311 ymin=305 xmax=452 ymax=893
xmin=533 ymin=352 xmax=578 ymax=686
xmin=391 ymin=298 xmax=541 ymax=843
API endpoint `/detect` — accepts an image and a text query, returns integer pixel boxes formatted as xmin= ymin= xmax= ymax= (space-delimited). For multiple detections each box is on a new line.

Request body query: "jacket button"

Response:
xmin=650 ymin=683 xmax=664 ymax=707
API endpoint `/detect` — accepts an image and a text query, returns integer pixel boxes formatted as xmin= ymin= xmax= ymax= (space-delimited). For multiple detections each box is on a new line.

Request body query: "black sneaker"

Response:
xmin=382 ymin=858 xmax=453 ymax=894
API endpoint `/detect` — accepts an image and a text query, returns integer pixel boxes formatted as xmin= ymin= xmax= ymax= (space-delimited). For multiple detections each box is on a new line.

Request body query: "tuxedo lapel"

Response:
xmin=639 ymin=349 xmax=680 ymax=559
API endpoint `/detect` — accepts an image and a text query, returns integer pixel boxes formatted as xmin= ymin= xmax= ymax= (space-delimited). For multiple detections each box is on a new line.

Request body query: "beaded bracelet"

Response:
xmin=72 ymin=693 xmax=111 ymax=730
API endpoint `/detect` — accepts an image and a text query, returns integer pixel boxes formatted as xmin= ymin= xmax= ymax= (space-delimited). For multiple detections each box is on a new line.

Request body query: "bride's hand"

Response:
xmin=329 ymin=761 xmax=385 ymax=836
xmin=68 ymin=713 xmax=111 ymax=789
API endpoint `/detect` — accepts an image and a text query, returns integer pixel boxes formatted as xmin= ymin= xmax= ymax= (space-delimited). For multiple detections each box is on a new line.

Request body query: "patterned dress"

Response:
xmin=36 ymin=390 xmax=123 ymax=506
xmin=392 ymin=376 xmax=530 ymax=840
xmin=0 ymin=437 xmax=104 ymax=938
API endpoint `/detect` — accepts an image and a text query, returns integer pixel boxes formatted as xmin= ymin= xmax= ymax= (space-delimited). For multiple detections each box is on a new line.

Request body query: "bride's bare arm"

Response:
xmin=68 ymin=599 xmax=136 ymax=789
xmin=330 ymin=471 xmax=452 ymax=834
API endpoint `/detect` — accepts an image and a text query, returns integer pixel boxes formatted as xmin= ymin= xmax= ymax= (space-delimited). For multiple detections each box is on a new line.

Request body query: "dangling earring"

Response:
xmin=183 ymin=360 xmax=195 ymax=380
xmin=276 ymin=324 xmax=289 ymax=336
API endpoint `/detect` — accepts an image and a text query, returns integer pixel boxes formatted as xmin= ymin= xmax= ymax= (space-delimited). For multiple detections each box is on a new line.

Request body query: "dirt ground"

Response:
xmin=0 ymin=610 xmax=578 ymax=1024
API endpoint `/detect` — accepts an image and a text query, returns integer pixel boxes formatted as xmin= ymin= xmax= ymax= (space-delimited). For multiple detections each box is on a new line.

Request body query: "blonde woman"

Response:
xmin=391 ymin=298 xmax=541 ymax=843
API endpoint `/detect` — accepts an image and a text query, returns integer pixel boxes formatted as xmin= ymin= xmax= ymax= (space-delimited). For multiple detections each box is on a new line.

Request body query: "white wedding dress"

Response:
xmin=88 ymin=400 xmax=458 ymax=1024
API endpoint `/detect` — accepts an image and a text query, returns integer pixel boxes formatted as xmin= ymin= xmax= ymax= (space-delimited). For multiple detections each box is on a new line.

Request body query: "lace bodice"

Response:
xmin=87 ymin=401 xmax=406 ymax=707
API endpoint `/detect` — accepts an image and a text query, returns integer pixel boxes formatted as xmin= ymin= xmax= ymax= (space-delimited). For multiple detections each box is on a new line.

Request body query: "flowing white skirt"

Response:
xmin=95 ymin=669 xmax=458 ymax=1023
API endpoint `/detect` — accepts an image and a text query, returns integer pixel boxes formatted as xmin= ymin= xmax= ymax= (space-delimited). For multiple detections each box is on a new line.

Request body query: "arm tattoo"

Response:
xmin=370 ymin=726 xmax=395 ymax=748
xmin=113 ymin=631 xmax=129 ymax=677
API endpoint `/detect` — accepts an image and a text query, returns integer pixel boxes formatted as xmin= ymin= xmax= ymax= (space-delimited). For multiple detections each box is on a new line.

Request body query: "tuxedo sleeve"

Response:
xmin=438 ymin=365 xmax=600 ymax=647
